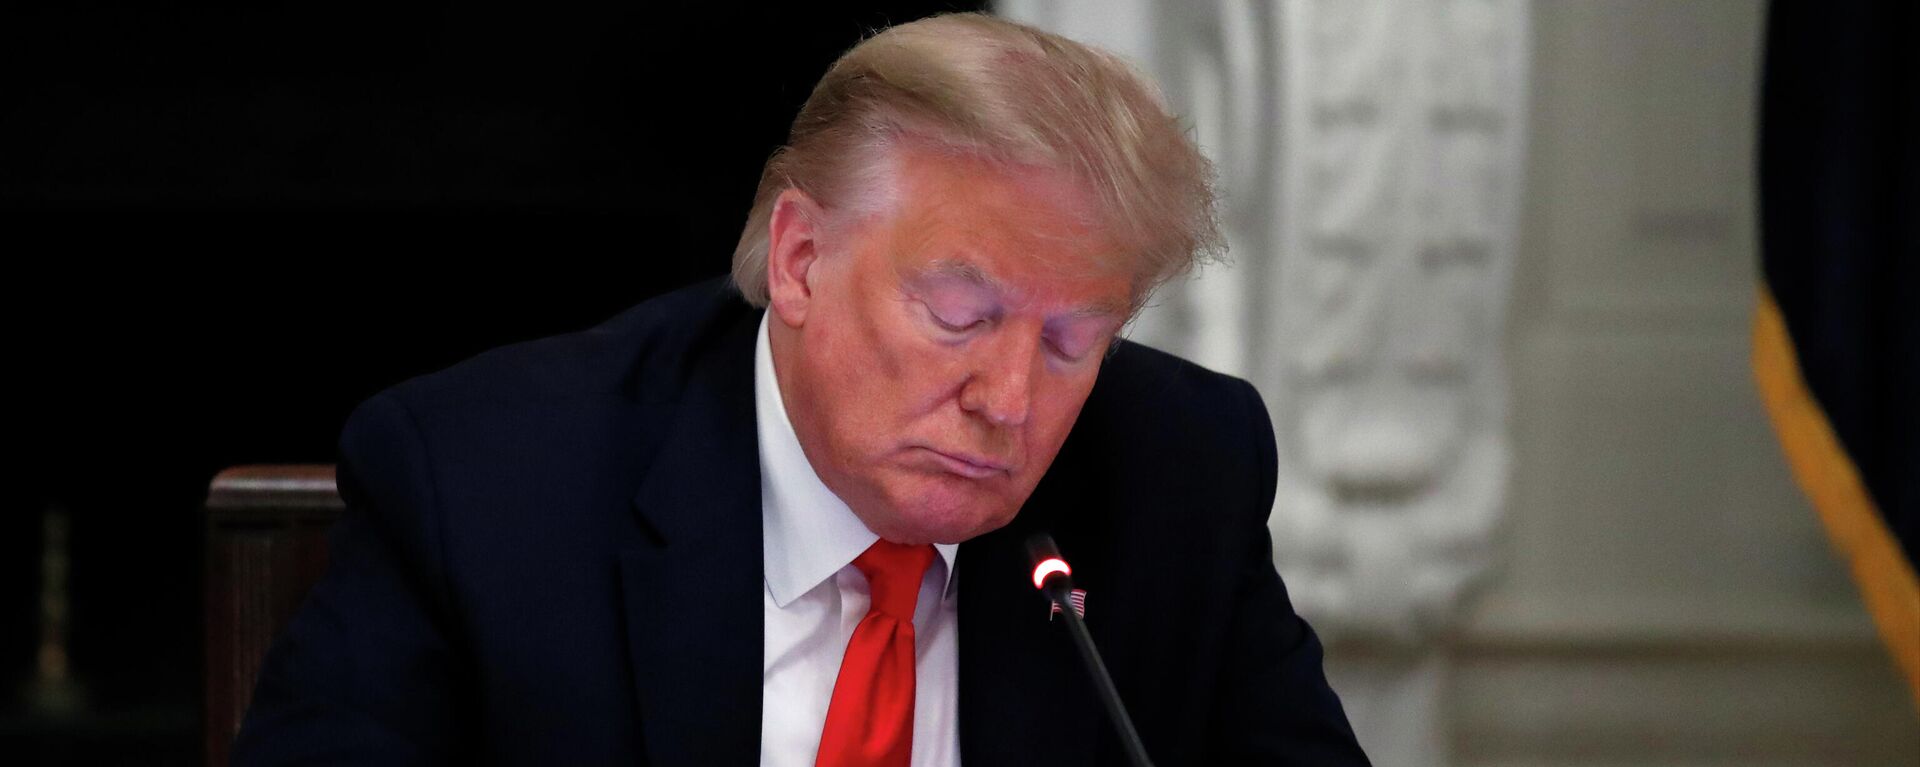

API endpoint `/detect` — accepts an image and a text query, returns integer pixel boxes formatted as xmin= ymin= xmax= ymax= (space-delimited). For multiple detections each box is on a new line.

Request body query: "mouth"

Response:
xmin=918 ymin=447 xmax=1013 ymax=479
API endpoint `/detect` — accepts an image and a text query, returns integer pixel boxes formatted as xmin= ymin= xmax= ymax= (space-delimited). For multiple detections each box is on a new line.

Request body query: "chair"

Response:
xmin=203 ymin=465 xmax=342 ymax=767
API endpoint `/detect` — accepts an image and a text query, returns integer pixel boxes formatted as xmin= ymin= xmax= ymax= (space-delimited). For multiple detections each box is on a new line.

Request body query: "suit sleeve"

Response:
xmin=1207 ymin=379 xmax=1371 ymax=765
xmin=231 ymin=391 xmax=477 ymax=765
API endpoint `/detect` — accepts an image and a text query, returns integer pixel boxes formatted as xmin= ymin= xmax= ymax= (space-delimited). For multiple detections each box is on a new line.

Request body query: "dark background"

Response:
xmin=1761 ymin=0 xmax=1920 ymax=571
xmin=3 ymin=2 xmax=983 ymax=763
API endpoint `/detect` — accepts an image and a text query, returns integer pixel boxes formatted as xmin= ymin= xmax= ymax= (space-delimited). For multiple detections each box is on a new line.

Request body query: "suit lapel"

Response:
xmin=958 ymin=450 xmax=1102 ymax=766
xmin=620 ymin=305 xmax=765 ymax=766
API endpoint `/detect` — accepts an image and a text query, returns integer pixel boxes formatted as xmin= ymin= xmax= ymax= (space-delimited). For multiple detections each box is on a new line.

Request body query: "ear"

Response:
xmin=766 ymin=188 xmax=826 ymax=328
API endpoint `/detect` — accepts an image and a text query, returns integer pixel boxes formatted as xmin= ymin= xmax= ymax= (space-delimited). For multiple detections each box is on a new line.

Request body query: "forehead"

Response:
xmin=870 ymin=144 xmax=1135 ymax=309
xmin=908 ymin=258 xmax=1130 ymax=319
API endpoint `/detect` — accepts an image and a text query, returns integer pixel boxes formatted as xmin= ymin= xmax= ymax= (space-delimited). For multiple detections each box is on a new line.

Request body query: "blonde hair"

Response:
xmin=728 ymin=12 xmax=1221 ymax=309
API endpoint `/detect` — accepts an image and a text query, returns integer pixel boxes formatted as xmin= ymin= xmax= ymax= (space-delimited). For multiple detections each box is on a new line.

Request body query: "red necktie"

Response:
xmin=815 ymin=539 xmax=937 ymax=767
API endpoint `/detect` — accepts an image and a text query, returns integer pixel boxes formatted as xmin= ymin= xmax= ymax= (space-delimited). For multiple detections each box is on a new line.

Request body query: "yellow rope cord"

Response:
xmin=1752 ymin=285 xmax=1920 ymax=704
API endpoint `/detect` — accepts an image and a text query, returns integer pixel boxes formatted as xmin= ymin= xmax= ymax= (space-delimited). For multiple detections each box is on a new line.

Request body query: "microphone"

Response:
xmin=1025 ymin=533 xmax=1155 ymax=767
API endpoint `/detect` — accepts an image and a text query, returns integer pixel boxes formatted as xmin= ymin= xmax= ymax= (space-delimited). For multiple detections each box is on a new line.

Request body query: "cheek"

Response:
xmin=872 ymin=315 xmax=970 ymax=412
xmin=812 ymin=291 xmax=904 ymax=392
xmin=823 ymin=301 xmax=951 ymax=451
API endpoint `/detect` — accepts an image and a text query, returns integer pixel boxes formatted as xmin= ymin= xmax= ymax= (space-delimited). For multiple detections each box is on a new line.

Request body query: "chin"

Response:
xmin=881 ymin=475 xmax=1020 ymax=545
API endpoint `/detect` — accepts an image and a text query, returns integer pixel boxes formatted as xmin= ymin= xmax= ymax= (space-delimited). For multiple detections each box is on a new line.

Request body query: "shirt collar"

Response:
xmin=755 ymin=310 xmax=958 ymax=608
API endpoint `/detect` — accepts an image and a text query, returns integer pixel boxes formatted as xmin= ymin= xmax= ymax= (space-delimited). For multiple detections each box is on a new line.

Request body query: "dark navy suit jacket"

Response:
xmin=232 ymin=277 xmax=1367 ymax=765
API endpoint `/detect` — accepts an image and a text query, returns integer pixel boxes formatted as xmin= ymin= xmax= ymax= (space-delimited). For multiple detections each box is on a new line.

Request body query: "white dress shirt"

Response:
xmin=755 ymin=311 xmax=963 ymax=767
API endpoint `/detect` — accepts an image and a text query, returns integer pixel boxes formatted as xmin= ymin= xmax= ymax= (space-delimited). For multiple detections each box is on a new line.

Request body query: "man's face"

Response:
xmin=768 ymin=144 xmax=1134 ymax=545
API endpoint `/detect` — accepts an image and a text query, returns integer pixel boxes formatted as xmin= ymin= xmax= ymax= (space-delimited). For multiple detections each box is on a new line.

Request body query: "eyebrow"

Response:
xmin=918 ymin=258 xmax=1128 ymax=320
xmin=921 ymin=259 xmax=1002 ymax=291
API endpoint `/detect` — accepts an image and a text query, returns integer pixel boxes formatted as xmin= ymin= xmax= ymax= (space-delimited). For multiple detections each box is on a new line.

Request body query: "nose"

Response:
xmin=959 ymin=326 xmax=1042 ymax=428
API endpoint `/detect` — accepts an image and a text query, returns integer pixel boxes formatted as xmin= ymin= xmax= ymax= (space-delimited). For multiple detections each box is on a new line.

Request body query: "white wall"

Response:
xmin=1453 ymin=2 xmax=1918 ymax=764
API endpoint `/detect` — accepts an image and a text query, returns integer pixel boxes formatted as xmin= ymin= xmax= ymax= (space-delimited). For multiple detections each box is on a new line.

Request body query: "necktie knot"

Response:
xmin=853 ymin=539 xmax=937 ymax=621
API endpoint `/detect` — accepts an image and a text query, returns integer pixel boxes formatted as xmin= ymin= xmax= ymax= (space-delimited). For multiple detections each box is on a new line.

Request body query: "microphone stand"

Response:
xmin=1041 ymin=578 xmax=1155 ymax=767
xmin=1028 ymin=532 xmax=1155 ymax=767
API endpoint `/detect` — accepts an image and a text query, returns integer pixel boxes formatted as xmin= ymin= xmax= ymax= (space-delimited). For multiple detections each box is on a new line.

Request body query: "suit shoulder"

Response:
xmin=1086 ymin=339 xmax=1269 ymax=441
xmin=1068 ymin=338 xmax=1276 ymax=508
xmin=366 ymin=277 xmax=751 ymax=419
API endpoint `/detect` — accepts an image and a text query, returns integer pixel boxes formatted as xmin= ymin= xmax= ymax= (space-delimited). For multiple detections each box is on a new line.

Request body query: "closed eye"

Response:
xmin=1043 ymin=319 xmax=1114 ymax=363
xmin=1045 ymin=336 xmax=1093 ymax=363
xmin=922 ymin=301 xmax=987 ymax=334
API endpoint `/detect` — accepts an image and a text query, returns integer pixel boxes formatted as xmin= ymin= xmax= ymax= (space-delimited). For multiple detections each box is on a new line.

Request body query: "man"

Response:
xmin=234 ymin=12 xmax=1367 ymax=766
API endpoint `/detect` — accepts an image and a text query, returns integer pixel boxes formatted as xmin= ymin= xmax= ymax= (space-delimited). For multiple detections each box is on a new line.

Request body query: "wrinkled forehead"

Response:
xmin=906 ymin=257 xmax=1133 ymax=321
xmin=864 ymin=141 xmax=1144 ymax=293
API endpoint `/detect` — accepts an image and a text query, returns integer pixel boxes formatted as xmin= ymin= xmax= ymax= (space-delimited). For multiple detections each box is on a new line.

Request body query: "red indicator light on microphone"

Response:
xmin=1032 ymin=557 xmax=1072 ymax=589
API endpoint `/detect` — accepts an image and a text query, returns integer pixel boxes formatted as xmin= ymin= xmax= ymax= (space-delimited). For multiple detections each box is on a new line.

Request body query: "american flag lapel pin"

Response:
xmin=1048 ymin=588 xmax=1087 ymax=621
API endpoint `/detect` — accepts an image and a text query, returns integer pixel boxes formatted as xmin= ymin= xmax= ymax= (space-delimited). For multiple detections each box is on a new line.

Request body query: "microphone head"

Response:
xmin=1026 ymin=533 xmax=1072 ymax=590
xmin=1025 ymin=532 xmax=1060 ymax=563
